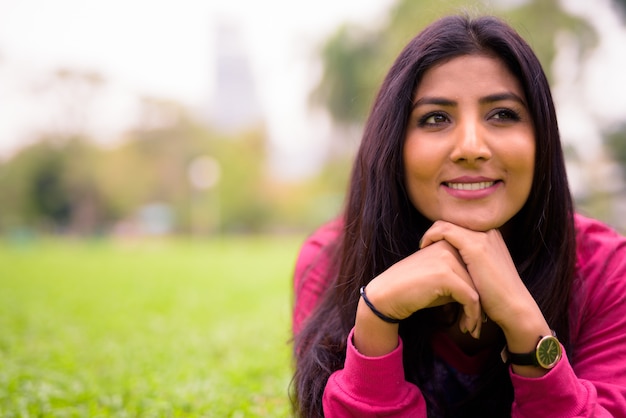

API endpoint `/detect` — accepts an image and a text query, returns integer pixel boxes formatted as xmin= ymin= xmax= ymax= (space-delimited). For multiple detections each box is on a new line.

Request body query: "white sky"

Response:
xmin=0 ymin=0 xmax=393 ymax=177
xmin=0 ymin=0 xmax=625 ymax=180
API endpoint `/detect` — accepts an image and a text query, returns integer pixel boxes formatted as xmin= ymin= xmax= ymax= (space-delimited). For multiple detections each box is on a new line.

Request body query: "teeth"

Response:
xmin=447 ymin=181 xmax=495 ymax=191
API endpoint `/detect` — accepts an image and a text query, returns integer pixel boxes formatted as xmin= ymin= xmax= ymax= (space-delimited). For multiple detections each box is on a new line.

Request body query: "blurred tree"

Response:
xmin=310 ymin=25 xmax=383 ymax=130
xmin=31 ymin=147 xmax=71 ymax=228
xmin=0 ymin=137 xmax=108 ymax=234
xmin=606 ymin=124 xmax=626 ymax=179
xmin=102 ymin=99 xmax=196 ymax=226
xmin=0 ymin=68 xmax=111 ymax=235
xmin=211 ymin=128 xmax=271 ymax=233
xmin=0 ymin=92 xmax=277 ymax=236
xmin=269 ymin=152 xmax=352 ymax=231
xmin=99 ymin=97 xmax=273 ymax=235
xmin=61 ymin=137 xmax=109 ymax=234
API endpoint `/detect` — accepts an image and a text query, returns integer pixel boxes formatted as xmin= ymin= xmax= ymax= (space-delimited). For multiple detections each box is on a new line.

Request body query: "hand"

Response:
xmin=364 ymin=239 xmax=484 ymax=338
xmin=420 ymin=221 xmax=550 ymax=353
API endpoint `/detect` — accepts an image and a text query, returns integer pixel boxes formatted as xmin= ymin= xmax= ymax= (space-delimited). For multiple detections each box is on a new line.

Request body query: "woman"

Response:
xmin=292 ymin=14 xmax=626 ymax=417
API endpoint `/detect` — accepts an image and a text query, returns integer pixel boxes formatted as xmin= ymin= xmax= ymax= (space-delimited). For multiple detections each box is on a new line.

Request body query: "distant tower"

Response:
xmin=209 ymin=21 xmax=262 ymax=132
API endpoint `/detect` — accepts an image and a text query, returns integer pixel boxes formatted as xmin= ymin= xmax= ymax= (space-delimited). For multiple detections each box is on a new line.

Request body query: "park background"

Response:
xmin=1 ymin=0 xmax=626 ymax=416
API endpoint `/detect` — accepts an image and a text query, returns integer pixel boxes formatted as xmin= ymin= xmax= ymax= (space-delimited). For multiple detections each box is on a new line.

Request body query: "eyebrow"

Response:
xmin=412 ymin=92 xmax=527 ymax=109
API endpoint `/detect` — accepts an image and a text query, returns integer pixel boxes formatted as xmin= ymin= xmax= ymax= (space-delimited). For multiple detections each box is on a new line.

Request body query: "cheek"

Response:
xmin=403 ymin=142 xmax=443 ymax=209
xmin=403 ymin=139 xmax=445 ymax=180
xmin=518 ymin=142 xmax=535 ymax=179
xmin=506 ymin=142 xmax=535 ymax=197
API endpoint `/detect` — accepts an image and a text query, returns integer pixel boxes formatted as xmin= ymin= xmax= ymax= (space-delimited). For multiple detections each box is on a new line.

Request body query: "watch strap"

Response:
xmin=504 ymin=346 xmax=538 ymax=366
xmin=501 ymin=331 xmax=561 ymax=369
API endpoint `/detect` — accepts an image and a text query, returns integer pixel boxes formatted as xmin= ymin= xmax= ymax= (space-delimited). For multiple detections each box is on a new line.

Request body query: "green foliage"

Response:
xmin=605 ymin=124 xmax=626 ymax=179
xmin=210 ymin=131 xmax=272 ymax=233
xmin=100 ymin=107 xmax=217 ymax=232
xmin=0 ymin=235 xmax=303 ymax=416
xmin=30 ymin=149 xmax=71 ymax=224
xmin=267 ymin=153 xmax=352 ymax=232
xmin=310 ymin=25 xmax=385 ymax=127
xmin=0 ymin=138 xmax=108 ymax=234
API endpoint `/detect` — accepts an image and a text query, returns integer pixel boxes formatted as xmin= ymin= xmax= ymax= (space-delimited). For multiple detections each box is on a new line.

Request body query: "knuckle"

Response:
xmin=468 ymin=291 xmax=480 ymax=305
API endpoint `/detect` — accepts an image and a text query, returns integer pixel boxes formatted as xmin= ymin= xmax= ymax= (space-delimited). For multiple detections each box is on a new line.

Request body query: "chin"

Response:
xmin=456 ymin=222 xmax=497 ymax=232
xmin=442 ymin=216 xmax=505 ymax=232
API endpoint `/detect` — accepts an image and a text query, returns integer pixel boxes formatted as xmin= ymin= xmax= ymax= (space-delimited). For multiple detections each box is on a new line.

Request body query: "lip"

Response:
xmin=442 ymin=176 xmax=502 ymax=199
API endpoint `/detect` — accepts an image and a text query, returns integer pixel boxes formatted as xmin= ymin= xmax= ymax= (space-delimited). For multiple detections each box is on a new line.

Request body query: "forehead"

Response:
xmin=415 ymin=54 xmax=525 ymax=100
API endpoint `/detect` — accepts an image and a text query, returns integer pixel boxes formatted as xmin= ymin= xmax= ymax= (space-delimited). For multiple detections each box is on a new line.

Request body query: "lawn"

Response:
xmin=0 ymin=234 xmax=305 ymax=417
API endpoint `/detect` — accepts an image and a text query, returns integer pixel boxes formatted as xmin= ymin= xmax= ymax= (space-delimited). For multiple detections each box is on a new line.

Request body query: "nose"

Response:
xmin=449 ymin=118 xmax=491 ymax=164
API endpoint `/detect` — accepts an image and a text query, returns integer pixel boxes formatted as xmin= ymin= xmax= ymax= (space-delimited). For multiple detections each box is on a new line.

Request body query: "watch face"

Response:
xmin=537 ymin=336 xmax=562 ymax=369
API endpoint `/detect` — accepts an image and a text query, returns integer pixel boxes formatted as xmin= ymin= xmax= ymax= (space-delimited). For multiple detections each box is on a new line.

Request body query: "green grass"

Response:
xmin=0 ymin=235 xmax=304 ymax=417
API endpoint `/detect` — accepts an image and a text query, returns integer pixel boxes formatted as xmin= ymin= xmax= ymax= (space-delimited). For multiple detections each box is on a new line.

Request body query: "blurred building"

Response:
xmin=208 ymin=21 xmax=263 ymax=132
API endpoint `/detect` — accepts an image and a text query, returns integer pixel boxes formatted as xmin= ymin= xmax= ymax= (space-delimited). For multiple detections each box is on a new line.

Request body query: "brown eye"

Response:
xmin=419 ymin=112 xmax=449 ymax=127
xmin=491 ymin=109 xmax=520 ymax=121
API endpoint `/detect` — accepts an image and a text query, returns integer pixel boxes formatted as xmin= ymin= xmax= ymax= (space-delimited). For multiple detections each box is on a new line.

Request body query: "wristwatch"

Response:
xmin=501 ymin=332 xmax=562 ymax=369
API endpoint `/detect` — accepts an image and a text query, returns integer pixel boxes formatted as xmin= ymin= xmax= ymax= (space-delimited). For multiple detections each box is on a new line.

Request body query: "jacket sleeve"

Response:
xmin=292 ymin=219 xmax=342 ymax=336
xmin=510 ymin=216 xmax=626 ymax=417
xmin=323 ymin=329 xmax=427 ymax=417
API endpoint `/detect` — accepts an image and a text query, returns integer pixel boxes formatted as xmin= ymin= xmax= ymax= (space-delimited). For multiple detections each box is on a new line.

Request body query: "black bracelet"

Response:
xmin=359 ymin=286 xmax=401 ymax=324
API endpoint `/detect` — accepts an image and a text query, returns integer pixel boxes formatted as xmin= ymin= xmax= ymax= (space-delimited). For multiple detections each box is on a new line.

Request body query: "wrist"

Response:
xmin=354 ymin=298 xmax=399 ymax=357
xmin=359 ymin=286 xmax=401 ymax=323
xmin=498 ymin=304 xmax=550 ymax=353
xmin=502 ymin=323 xmax=552 ymax=354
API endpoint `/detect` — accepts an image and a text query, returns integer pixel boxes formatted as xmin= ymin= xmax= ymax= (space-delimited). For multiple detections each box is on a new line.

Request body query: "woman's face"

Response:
xmin=403 ymin=54 xmax=535 ymax=231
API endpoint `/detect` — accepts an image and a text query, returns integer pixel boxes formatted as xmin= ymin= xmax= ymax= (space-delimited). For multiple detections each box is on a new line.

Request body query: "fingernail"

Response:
xmin=466 ymin=321 xmax=480 ymax=340
xmin=473 ymin=328 xmax=481 ymax=340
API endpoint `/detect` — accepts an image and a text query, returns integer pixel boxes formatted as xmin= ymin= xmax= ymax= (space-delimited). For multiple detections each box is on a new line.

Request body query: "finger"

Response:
xmin=419 ymin=220 xmax=448 ymax=249
xmin=432 ymin=241 xmax=483 ymax=338
xmin=466 ymin=309 xmax=488 ymax=339
xmin=455 ymin=289 xmax=482 ymax=339
xmin=420 ymin=220 xmax=475 ymax=250
xmin=417 ymin=240 xmax=483 ymax=338
xmin=443 ymin=268 xmax=482 ymax=339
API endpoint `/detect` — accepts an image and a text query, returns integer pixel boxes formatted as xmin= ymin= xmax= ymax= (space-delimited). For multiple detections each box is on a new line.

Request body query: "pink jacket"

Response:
xmin=293 ymin=214 xmax=626 ymax=417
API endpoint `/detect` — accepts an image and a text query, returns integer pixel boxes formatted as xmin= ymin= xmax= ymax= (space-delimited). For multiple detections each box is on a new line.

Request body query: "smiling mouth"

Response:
xmin=444 ymin=181 xmax=496 ymax=191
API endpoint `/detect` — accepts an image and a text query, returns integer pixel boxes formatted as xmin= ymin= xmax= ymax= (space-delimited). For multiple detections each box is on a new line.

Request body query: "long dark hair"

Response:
xmin=293 ymin=14 xmax=576 ymax=417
